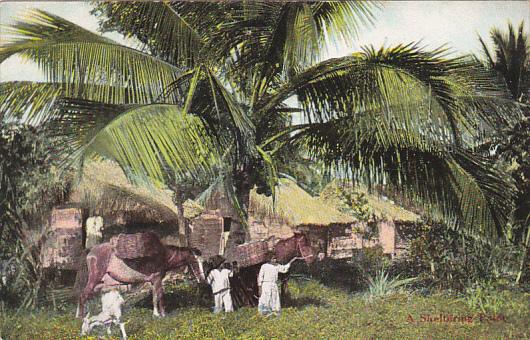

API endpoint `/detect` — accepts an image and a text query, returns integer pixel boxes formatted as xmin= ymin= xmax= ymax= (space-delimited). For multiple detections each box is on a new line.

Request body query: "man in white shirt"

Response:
xmin=257 ymin=253 xmax=301 ymax=316
xmin=207 ymin=262 xmax=234 ymax=313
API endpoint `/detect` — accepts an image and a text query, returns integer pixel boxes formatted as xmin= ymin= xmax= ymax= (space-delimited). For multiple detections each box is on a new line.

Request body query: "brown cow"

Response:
xmin=76 ymin=242 xmax=204 ymax=318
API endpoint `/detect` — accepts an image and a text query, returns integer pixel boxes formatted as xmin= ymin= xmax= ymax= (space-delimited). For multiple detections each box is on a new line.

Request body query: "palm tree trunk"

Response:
xmin=515 ymin=226 xmax=530 ymax=284
xmin=175 ymin=199 xmax=188 ymax=247
xmin=169 ymin=184 xmax=191 ymax=247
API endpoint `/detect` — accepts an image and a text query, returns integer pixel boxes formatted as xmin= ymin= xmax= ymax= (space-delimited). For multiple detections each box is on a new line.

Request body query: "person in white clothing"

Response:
xmin=257 ymin=253 xmax=301 ymax=316
xmin=81 ymin=289 xmax=127 ymax=339
xmin=207 ymin=262 xmax=234 ymax=313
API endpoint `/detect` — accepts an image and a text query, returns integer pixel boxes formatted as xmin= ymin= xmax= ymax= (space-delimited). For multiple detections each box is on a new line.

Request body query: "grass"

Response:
xmin=1 ymin=279 xmax=528 ymax=339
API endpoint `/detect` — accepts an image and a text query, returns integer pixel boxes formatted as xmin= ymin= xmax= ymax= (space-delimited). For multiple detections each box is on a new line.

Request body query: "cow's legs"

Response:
xmin=151 ymin=274 xmax=165 ymax=317
xmin=77 ymin=256 xmax=103 ymax=318
xmin=152 ymin=281 xmax=160 ymax=317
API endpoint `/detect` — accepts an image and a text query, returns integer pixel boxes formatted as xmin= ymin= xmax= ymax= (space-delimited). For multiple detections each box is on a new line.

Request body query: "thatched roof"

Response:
xmin=249 ymin=178 xmax=355 ymax=226
xmin=319 ymin=181 xmax=419 ymax=223
xmin=69 ymin=160 xmax=201 ymax=224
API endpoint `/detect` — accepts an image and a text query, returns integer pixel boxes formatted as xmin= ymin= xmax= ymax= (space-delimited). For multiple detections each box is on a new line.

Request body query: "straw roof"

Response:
xmin=249 ymin=178 xmax=355 ymax=226
xmin=319 ymin=181 xmax=419 ymax=223
xmin=69 ymin=160 xmax=201 ymax=224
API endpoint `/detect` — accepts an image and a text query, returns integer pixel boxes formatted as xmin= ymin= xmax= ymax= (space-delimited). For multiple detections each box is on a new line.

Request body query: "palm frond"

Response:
xmin=0 ymin=81 xmax=174 ymax=125
xmin=166 ymin=66 xmax=257 ymax=166
xmin=91 ymin=2 xmax=204 ymax=66
xmin=52 ymin=100 xmax=223 ymax=184
xmin=206 ymin=1 xmax=376 ymax=101
xmin=1 ymin=10 xmax=181 ymax=104
xmin=290 ymin=113 xmax=515 ymax=238
xmin=478 ymin=21 xmax=529 ymax=101
xmin=256 ymin=43 xmax=520 ymax=142
xmin=312 ymin=1 xmax=377 ymax=49
xmin=0 ymin=82 xmax=61 ymax=124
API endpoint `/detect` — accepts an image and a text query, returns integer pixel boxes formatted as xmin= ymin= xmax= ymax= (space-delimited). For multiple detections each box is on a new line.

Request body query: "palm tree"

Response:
xmin=478 ymin=21 xmax=530 ymax=283
xmin=479 ymin=21 xmax=529 ymax=103
xmin=0 ymin=2 xmax=521 ymax=239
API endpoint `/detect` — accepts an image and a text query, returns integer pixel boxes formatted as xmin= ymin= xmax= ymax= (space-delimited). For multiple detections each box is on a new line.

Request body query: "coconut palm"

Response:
xmin=0 ymin=2 xmax=521 ymax=238
xmin=479 ymin=21 xmax=529 ymax=103
xmin=478 ymin=21 xmax=529 ymax=283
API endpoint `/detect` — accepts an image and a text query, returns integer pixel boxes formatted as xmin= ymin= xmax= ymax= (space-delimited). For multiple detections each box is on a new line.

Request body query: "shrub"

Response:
xmin=365 ymin=270 xmax=416 ymax=301
xmin=0 ymin=123 xmax=69 ymax=309
xmin=388 ymin=221 xmax=523 ymax=292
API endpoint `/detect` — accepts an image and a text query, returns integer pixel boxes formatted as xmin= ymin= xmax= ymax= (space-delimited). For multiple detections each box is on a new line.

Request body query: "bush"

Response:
xmin=296 ymin=245 xmax=392 ymax=293
xmin=462 ymin=281 xmax=527 ymax=315
xmin=388 ymin=221 xmax=523 ymax=292
xmin=0 ymin=123 xmax=69 ymax=309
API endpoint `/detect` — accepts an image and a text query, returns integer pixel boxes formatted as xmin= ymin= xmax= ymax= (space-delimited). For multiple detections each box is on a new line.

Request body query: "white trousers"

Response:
xmin=258 ymin=282 xmax=281 ymax=314
xmin=213 ymin=289 xmax=233 ymax=313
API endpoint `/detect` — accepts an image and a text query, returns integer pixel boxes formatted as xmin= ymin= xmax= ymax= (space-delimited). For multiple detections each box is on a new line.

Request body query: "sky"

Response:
xmin=0 ymin=1 xmax=529 ymax=82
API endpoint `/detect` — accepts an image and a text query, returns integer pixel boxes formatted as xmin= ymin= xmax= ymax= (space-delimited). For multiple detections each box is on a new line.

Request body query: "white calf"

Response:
xmin=81 ymin=290 xmax=127 ymax=339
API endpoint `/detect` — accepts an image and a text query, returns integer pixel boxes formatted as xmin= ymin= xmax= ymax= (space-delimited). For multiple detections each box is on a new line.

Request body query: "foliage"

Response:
xmin=0 ymin=123 xmax=69 ymax=308
xmin=461 ymin=282 xmax=521 ymax=314
xmin=365 ymin=270 xmax=416 ymax=301
xmin=477 ymin=20 xmax=529 ymax=238
xmin=0 ymin=2 xmax=522 ymax=239
xmin=301 ymin=258 xmax=363 ymax=292
xmin=477 ymin=21 xmax=529 ymax=283
xmin=321 ymin=181 xmax=373 ymax=221
xmin=388 ymin=221 xmax=523 ymax=291
xmin=478 ymin=21 xmax=529 ymax=102
xmin=1 ymin=279 xmax=529 ymax=339
xmin=299 ymin=245 xmax=391 ymax=292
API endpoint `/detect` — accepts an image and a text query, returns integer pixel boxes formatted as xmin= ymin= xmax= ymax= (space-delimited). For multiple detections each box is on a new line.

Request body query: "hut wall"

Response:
xmin=299 ymin=221 xmax=400 ymax=260
xmin=248 ymin=216 xmax=294 ymax=242
xmin=202 ymin=192 xmax=249 ymax=261
xmin=326 ymin=224 xmax=357 ymax=259
xmin=41 ymin=207 xmax=85 ymax=270
xmin=393 ymin=222 xmax=416 ymax=256
xmin=349 ymin=221 xmax=396 ymax=255
xmin=378 ymin=220 xmax=396 ymax=254
xmin=296 ymin=226 xmax=328 ymax=256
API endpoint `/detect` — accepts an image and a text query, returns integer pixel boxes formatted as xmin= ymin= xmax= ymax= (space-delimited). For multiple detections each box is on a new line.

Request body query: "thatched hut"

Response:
xmin=186 ymin=178 xmax=357 ymax=261
xmin=42 ymin=160 xmax=199 ymax=270
xmin=318 ymin=181 xmax=420 ymax=258
xmin=248 ymin=178 xmax=356 ymax=258
xmin=189 ymin=178 xmax=420 ymax=261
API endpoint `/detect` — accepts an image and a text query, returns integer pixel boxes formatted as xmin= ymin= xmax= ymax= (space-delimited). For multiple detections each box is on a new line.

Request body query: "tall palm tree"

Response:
xmin=479 ymin=21 xmax=529 ymax=103
xmin=478 ymin=21 xmax=529 ymax=283
xmin=0 ymin=2 xmax=521 ymax=239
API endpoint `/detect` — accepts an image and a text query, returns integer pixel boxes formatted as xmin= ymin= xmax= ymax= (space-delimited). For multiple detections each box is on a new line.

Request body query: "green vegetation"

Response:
xmin=1 ymin=2 xmax=522 ymax=238
xmin=1 ymin=279 xmax=528 ymax=339
xmin=0 ymin=123 xmax=69 ymax=309
xmin=1 ymin=4 xmax=529 ymax=338
xmin=365 ymin=270 xmax=416 ymax=301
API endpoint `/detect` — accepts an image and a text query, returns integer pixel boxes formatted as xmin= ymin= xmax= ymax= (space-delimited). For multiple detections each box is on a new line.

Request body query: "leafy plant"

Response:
xmin=365 ymin=270 xmax=416 ymax=301
xmin=389 ymin=220 xmax=523 ymax=291
xmin=462 ymin=282 xmax=517 ymax=314
xmin=0 ymin=123 xmax=69 ymax=309
xmin=478 ymin=21 xmax=528 ymax=102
